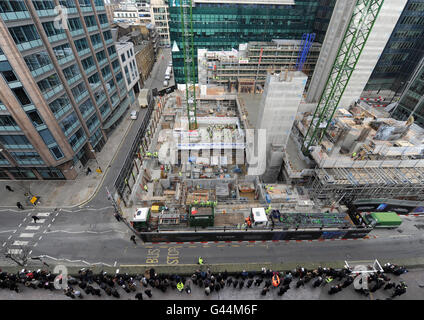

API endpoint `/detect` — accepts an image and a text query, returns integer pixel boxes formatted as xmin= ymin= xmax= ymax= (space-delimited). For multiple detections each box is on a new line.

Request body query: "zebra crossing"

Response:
xmin=5 ymin=211 xmax=58 ymax=256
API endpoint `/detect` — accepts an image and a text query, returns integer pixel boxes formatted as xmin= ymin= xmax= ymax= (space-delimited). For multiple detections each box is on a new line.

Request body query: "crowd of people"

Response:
xmin=0 ymin=262 xmax=409 ymax=300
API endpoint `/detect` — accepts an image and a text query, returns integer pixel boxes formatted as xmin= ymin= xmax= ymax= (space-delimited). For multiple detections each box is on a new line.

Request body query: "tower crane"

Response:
xmin=302 ymin=0 xmax=385 ymax=155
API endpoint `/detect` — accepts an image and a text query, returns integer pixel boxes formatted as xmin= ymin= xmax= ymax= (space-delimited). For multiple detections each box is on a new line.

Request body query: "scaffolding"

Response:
xmin=309 ymin=167 xmax=424 ymax=203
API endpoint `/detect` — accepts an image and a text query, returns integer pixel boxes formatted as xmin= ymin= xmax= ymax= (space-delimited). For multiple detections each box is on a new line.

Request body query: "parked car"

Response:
xmin=130 ymin=110 xmax=138 ymax=120
xmin=163 ymin=80 xmax=168 ymax=87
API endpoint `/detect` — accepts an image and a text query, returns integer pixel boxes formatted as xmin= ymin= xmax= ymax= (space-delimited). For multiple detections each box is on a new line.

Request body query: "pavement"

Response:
xmin=0 ymin=267 xmax=421 ymax=300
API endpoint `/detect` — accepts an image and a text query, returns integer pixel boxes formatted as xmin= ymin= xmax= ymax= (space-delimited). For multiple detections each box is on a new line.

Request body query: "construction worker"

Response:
xmin=265 ymin=205 xmax=272 ymax=215
xmin=144 ymin=185 xmax=148 ymax=192
xmin=351 ymin=152 xmax=357 ymax=158
xmin=147 ymin=152 xmax=152 ymax=157
xmin=245 ymin=217 xmax=252 ymax=228
xmin=325 ymin=276 xmax=333 ymax=284
xmin=200 ymin=201 xmax=205 ymax=207
xmin=179 ymin=171 xmax=182 ymax=177
xmin=177 ymin=281 xmax=184 ymax=292
xmin=272 ymin=273 xmax=280 ymax=287
xmin=198 ymin=257 xmax=204 ymax=265
xmin=153 ymin=152 xmax=158 ymax=158
xmin=193 ymin=199 xmax=198 ymax=206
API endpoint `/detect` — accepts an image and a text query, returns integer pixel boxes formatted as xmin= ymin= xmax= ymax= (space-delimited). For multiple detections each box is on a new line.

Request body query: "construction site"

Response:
xmin=115 ymin=0 xmax=423 ymax=241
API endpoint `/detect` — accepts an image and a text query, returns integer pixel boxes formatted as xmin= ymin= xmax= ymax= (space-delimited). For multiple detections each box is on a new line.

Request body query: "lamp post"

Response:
xmin=90 ymin=149 xmax=102 ymax=173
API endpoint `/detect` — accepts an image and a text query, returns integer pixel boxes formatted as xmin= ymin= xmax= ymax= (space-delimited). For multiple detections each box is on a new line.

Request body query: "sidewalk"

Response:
xmin=0 ymin=115 xmax=134 ymax=209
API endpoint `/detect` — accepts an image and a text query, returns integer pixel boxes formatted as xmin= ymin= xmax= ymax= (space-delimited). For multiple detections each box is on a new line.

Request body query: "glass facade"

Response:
xmin=168 ymin=0 xmax=335 ymax=83
xmin=364 ymin=0 xmax=424 ymax=95
xmin=392 ymin=61 xmax=424 ymax=127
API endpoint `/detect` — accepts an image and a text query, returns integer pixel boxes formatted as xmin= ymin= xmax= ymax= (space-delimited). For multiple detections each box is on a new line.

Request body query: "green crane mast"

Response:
xmin=302 ymin=0 xmax=385 ymax=155
xmin=179 ymin=0 xmax=197 ymax=130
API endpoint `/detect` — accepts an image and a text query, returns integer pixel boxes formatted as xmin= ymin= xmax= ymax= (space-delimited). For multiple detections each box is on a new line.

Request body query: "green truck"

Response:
xmin=361 ymin=211 xmax=402 ymax=229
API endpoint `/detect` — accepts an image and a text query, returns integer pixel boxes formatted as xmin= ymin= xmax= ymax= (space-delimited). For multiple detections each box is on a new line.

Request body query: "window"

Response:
xmin=0 ymin=135 xmax=32 ymax=149
xmin=71 ymin=82 xmax=87 ymax=98
xmin=74 ymin=38 xmax=89 ymax=53
xmin=96 ymin=50 xmax=107 ymax=64
xmin=107 ymin=46 xmax=116 ymax=56
xmin=86 ymin=113 xmax=99 ymax=133
xmin=1 ymin=70 xmax=18 ymax=83
xmin=58 ymin=0 xmax=76 ymax=7
xmin=12 ymin=87 xmax=32 ymax=105
xmin=98 ymin=13 xmax=108 ymax=24
xmin=42 ymin=21 xmax=64 ymax=37
xmin=52 ymin=43 xmax=73 ymax=60
xmin=115 ymin=71 xmax=123 ymax=82
xmin=0 ymin=115 xmax=20 ymax=131
xmin=79 ymin=98 xmax=95 ymax=118
xmin=24 ymin=51 xmax=52 ymax=71
xmin=8 ymin=25 xmax=40 ymax=44
xmin=32 ymin=1 xmax=55 ymax=10
xmin=9 ymin=168 xmax=37 ymax=179
xmin=0 ymin=1 xmax=28 ymax=13
xmin=127 ymin=50 xmax=131 ymax=59
xmin=84 ymin=15 xmax=97 ymax=28
xmin=37 ymin=74 xmax=61 ymax=95
xmin=38 ymin=128 xmax=56 ymax=145
xmin=121 ymin=53 xmax=126 ymax=62
xmin=37 ymin=167 xmax=64 ymax=179
xmin=49 ymin=147 xmax=64 ymax=160
xmin=101 ymin=65 xmax=111 ymax=78
xmin=103 ymin=30 xmax=112 ymax=41
xmin=68 ymin=127 xmax=86 ymax=151
xmin=11 ymin=152 xmax=44 ymax=165
xmin=112 ymin=59 xmax=120 ymax=70
xmin=49 ymin=94 xmax=71 ymax=118
xmin=81 ymin=56 xmax=95 ymax=71
xmin=88 ymin=73 xmax=100 ymax=87
xmin=62 ymin=64 xmax=81 ymax=81
xmin=27 ymin=110 xmax=44 ymax=127
xmin=99 ymin=102 xmax=110 ymax=117
xmin=60 ymin=112 xmax=80 ymax=135
xmin=90 ymin=33 xmax=102 ymax=46
xmin=67 ymin=17 xmax=82 ymax=31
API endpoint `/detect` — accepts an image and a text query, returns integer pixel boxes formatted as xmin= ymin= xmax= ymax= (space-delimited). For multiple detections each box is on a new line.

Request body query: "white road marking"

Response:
xmin=32 ymin=219 xmax=45 ymax=224
xmin=37 ymin=212 xmax=50 ymax=217
xmin=18 ymin=224 xmax=22 ymax=228
xmin=8 ymin=235 xmax=12 ymax=240
xmin=33 ymin=243 xmax=38 ymax=247
xmin=23 ymin=218 xmax=27 ymax=222
xmin=8 ymin=249 xmax=22 ymax=255
xmin=2 ymin=242 xmax=6 ymax=247
xmin=13 ymin=230 xmax=17 ymax=234
xmin=39 ymin=236 xmax=42 ymax=241
xmin=52 ymin=218 xmax=55 ymax=222
xmin=25 ymin=226 xmax=40 ymax=230
xmin=13 ymin=241 xmax=28 ymax=246
xmin=55 ymin=212 xmax=59 ymax=216
xmin=47 ymin=224 xmax=51 ymax=228
xmin=29 ymin=250 xmax=32 ymax=255
xmin=0 ymin=230 xmax=16 ymax=234
xmin=114 ymin=261 xmax=117 ymax=267
xmin=27 ymin=213 xmax=31 ymax=217
xmin=19 ymin=233 xmax=35 ymax=238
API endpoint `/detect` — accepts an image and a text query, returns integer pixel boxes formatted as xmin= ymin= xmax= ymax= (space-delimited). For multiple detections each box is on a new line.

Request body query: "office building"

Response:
xmin=169 ymin=0 xmax=336 ymax=84
xmin=0 ymin=0 xmax=130 ymax=180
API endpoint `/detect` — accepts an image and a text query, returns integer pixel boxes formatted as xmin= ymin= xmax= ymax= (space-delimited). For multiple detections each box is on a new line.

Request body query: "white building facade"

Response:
xmin=116 ymin=41 xmax=141 ymax=97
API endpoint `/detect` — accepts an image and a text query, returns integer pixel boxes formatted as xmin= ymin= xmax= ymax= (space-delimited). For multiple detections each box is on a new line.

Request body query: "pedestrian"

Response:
xmin=145 ymin=289 xmax=153 ymax=298
xmin=226 ymin=278 xmax=233 ymax=286
xmin=341 ymin=276 xmax=354 ymax=288
xmin=5 ymin=185 xmax=13 ymax=192
xmin=296 ymin=278 xmax=304 ymax=288
xmin=205 ymin=285 xmax=210 ymax=296
xmin=247 ymin=279 xmax=254 ymax=288
xmin=328 ymin=284 xmax=342 ymax=295
xmin=313 ymin=276 xmax=323 ymax=288
xmin=114 ymin=213 xmax=121 ymax=222
xmin=135 ymin=292 xmax=143 ymax=300
xmin=391 ymin=282 xmax=407 ymax=298
xmin=32 ymin=215 xmax=40 ymax=223
xmin=384 ymin=282 xmax=396 ymax=290
xmin=177 ymin=281 xmax=184 ymax=292
xmin=16 ymin=202 xmax=24 ymax=210
xmin=261 ymin=287 xmax=269 ymax=296
xmin=130 ymin=235 xmax=137 ymax=245
xmin=239 ymin=280 xmax=244 ymax=289
xmin=86 ymin=167 xmax=92 ymax=175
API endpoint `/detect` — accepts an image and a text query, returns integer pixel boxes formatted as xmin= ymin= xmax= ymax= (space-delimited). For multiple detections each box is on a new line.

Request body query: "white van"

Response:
xmin=163 ymin=80 xmax=168 ymax=87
